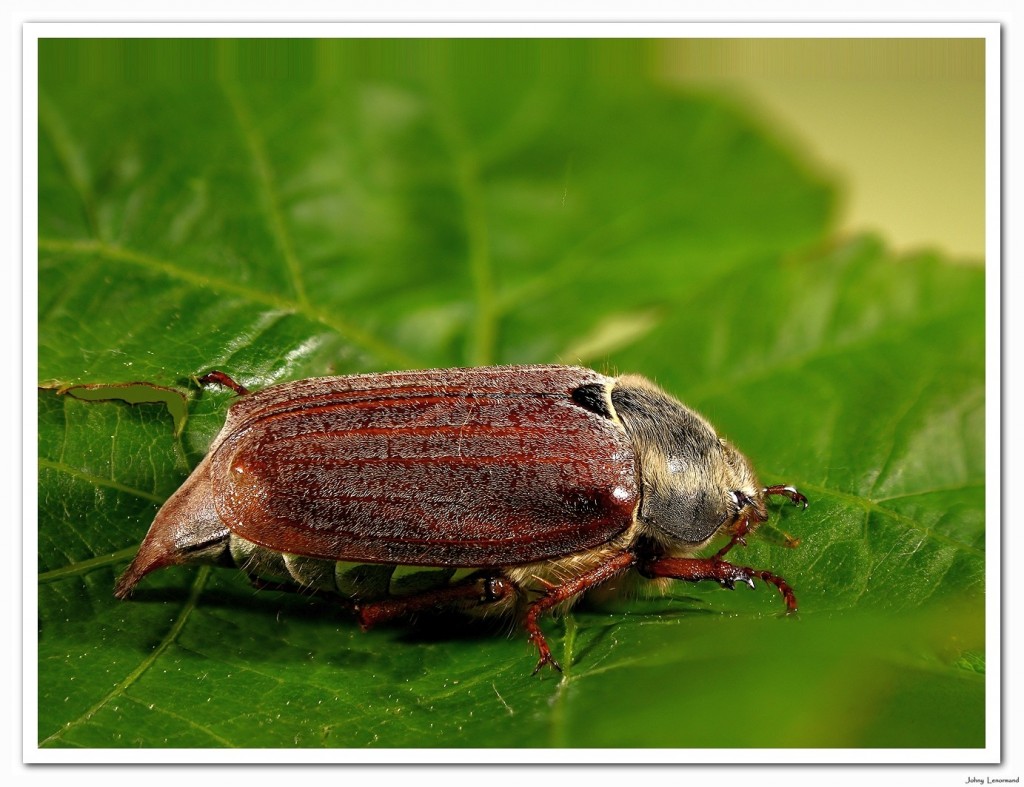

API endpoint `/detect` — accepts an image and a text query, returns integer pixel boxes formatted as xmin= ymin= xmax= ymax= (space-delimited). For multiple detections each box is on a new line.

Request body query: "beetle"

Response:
xmin=115 ymin=364 xmax=806 ymax=673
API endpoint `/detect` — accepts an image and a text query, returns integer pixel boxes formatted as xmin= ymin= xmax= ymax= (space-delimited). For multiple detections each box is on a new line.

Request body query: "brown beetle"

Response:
xmin=115 ymin=365 xmax=806 ymax=673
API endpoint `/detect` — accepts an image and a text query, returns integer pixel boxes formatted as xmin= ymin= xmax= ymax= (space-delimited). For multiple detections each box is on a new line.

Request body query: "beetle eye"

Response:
xmin=730 ymin=490 xmax=753 ymax=510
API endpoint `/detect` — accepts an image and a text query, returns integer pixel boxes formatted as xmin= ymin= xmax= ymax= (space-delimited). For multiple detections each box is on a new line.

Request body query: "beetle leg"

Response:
xmin=523 ymin=549 xmax=638 ymax=675
xmin=717 ymin=486 xmax=808 ymax=559
xmin=763 ymin=484 xmax=809 ymax=509
xmin=355 ymin=574 xmax=518 ymax=631
xmin=760 ymin=486 xmax=807 ymax=549
xmin=640 ymin=555 xmax=798 ymax=613
xmin=198 ymin=370 xmax=250 ymax=397
xmin=714 ymin=514 xmax=753 ymax=560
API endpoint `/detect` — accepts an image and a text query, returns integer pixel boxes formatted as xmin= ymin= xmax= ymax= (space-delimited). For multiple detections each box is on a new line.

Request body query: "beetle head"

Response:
xmin=641 ymin=435 xmax=766 ymax=546
xmin=611 ymin=376 xmax=765 ymax=548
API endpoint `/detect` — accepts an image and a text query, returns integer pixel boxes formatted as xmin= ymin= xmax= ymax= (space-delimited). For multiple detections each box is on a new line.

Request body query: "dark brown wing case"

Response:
xmin=209 ymin=365 xmax=639 ymax=567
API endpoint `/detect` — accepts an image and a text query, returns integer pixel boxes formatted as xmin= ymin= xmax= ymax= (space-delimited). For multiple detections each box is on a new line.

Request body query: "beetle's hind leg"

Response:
xmin=522 ymin=550 xmax=638 ymax=675
xmin=354 ymin=574 xmax=520 ymax=631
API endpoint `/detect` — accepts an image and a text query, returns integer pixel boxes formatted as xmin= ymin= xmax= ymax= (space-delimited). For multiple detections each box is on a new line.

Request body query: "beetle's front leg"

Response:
xmin=640 ymin=555 xmax=798 ymax=613
xmin=523 ymin=549 xmax=638 ymax=675
xmin=715 ymin=514 xmax=755 ymax=560
xmin=355 ymin=574 xmax=519 ymax=630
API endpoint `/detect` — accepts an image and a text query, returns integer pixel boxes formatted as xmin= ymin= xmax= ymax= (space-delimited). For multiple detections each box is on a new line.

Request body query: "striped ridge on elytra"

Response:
xmin=245 ymin=396 xmax=601 ymax=447
xmin=213 ymin=366 xmax=605 ymax=445
xmin=246 ymin=392 xmax=567 ymax=430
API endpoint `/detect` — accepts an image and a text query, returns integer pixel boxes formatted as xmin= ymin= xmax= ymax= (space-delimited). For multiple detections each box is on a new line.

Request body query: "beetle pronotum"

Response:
xmin=115 ymin=365 xmax=806 ymax=673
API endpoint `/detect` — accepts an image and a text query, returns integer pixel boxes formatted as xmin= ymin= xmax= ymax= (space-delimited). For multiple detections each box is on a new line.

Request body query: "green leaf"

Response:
xmin=37 ymin=39 xmax=983 ymax=750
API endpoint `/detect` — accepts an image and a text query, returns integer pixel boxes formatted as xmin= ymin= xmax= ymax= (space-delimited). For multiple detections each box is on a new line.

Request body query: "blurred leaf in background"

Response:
xmin=36 ymin=38 xmax=984 ymax=749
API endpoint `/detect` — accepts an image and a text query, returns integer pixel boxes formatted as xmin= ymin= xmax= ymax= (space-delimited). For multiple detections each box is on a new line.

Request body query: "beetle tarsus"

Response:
xmin=751 ymin=568 xmax=799 ymax=613
xmin=524 ymin=615 xmax=560 ymax=675
xmin=642 ymin=555 xmax=798 ymax=611
xmin=764 ymin=484 xmax=808 ymax=510
xmin=526 ymin=623 xmax=563 ymax=674
xmin=530 ymin=643 xmax=563 ymax=676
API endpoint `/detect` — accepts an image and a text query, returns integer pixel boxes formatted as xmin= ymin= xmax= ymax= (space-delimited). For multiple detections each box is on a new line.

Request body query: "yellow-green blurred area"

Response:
xmin=38 ymin=37 xmax=985 ymax=749
xmin=661 ymin=38 xmax=985 ymax=259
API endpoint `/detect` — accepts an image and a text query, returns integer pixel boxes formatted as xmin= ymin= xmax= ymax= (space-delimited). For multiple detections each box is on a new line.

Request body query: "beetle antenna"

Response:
xmin=197 ymin=370 xmax=249 ymax=397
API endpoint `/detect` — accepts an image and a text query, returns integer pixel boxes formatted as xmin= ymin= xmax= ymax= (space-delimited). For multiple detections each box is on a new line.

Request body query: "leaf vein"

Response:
xmin=124 ymin=695 xmax=236 ymax=747
xmin=38 ymin=546 xmax=137 ymax=584
xmin=38 ymin=92 xmax=98 ymax=237
xmin=222 ymin=80 xmax=310 ymax=309
xmin=38 ymin=237 xmax=419 ymax=369
xmin=39 ymin=567 xmax=210 ymax=746
xmin=38 ymin=456 xmax=163 ymax=504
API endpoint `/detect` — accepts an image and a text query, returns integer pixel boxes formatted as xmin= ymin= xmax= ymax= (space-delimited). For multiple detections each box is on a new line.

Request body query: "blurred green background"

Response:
xmin=665 ymin=38 xmax=985 ymax=259
xmin=37 ymin=38 xmax=985 ymax=749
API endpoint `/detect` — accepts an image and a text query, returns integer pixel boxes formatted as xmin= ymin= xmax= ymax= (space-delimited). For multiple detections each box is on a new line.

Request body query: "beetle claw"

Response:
xmin=527 ymin=627 xmax=564 ymax=675
xmin=764 ymin=484 xmax=809 ymax=509
xmin=531 ymin=653 xmax=563 ymax=675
